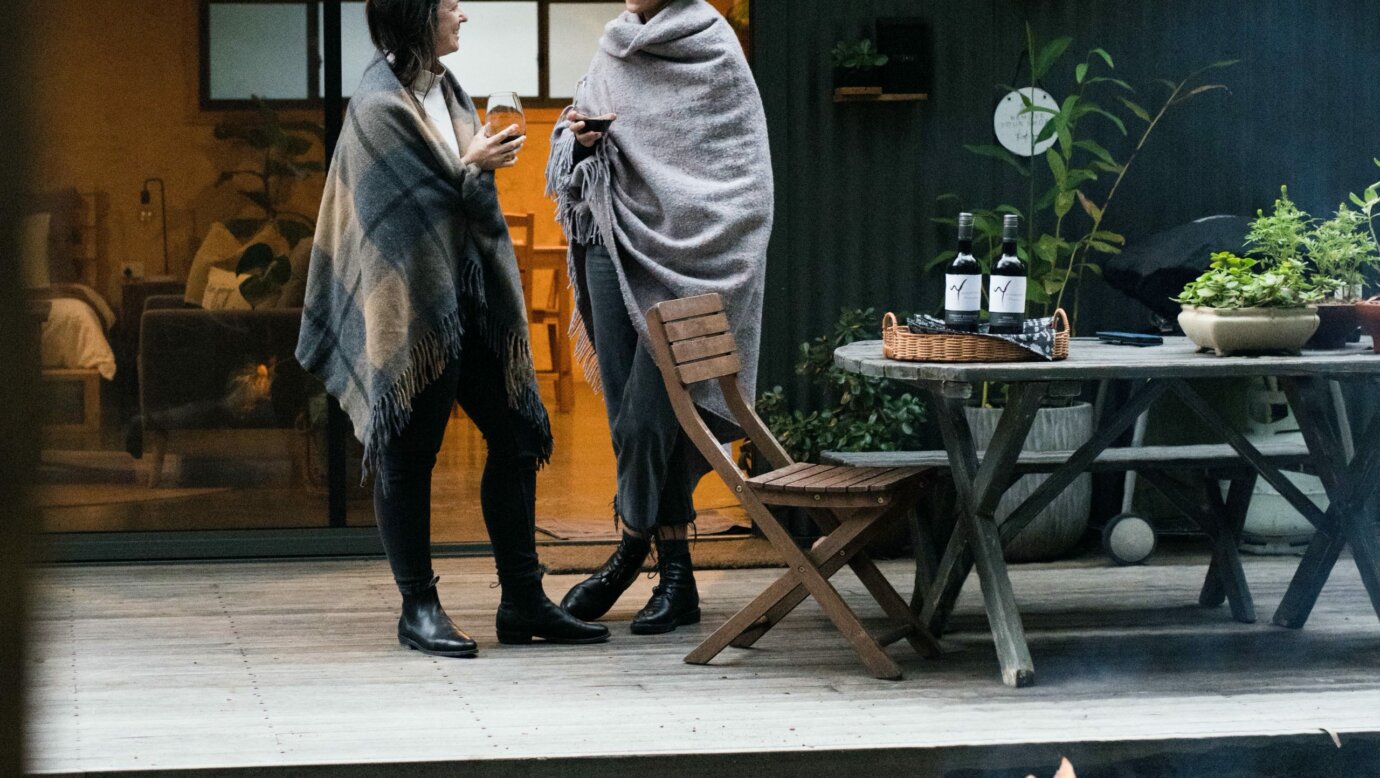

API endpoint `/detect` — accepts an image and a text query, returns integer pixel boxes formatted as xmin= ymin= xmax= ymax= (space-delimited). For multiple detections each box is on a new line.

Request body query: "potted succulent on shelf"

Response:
xmin=1175 ymin=250 xmax=1322 ymax=356
xmin=831 ymin=38 xmax=888 ymax=92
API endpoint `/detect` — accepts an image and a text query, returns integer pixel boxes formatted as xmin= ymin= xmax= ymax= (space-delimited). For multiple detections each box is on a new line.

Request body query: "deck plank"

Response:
xmin=24 ymin=553 xmax=1380 ymax=774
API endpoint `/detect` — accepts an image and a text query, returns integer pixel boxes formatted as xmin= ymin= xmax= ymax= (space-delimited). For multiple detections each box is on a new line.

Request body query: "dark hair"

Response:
xmin=365 ymin=0 xmax=441 ymax=87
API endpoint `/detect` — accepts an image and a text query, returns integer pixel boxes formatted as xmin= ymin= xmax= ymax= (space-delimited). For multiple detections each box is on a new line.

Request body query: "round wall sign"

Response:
xmin=993 ymin=87 xmax=1058 ymax=157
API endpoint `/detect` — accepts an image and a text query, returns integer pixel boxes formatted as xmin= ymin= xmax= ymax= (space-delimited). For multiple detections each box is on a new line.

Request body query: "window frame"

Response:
xmin=200 ymin=0 xmax=619 ymax=110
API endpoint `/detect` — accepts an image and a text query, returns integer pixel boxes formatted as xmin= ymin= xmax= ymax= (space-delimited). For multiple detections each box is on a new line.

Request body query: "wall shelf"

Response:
xmin=833 ymin=89 xmax=929 ymax=103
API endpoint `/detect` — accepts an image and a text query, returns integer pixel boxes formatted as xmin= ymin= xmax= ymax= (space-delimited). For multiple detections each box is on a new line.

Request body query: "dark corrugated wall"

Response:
xmin=754 ymin=0 xmax=1380 ymax=405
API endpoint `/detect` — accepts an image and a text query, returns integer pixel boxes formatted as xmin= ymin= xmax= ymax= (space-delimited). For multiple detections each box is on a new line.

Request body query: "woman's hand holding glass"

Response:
xmin=462 ymin=125 xmax=525 ymax=170
xmin=568 ymin=110 xmax=617 ymax=149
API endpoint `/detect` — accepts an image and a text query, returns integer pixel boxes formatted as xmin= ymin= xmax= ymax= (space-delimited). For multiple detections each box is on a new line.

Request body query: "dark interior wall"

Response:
xmin=1 ymin=1 xmax=37 ymax=773
xmin=753 ymin=0 xmax=1380 ymax=403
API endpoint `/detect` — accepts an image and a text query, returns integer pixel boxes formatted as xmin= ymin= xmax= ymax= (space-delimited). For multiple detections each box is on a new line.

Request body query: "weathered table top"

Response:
xmin=835 ymin=336 xmax=1380 ymax=383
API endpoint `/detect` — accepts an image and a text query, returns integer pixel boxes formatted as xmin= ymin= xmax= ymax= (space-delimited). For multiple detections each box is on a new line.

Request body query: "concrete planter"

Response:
xmin=1178 ymin=305 xmax=1319 ymax=356
xmin=966 ymin=401 xmax=1094 ymax=562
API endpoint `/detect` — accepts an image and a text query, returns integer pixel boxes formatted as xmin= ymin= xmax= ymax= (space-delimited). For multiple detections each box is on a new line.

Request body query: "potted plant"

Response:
xmin=928 ymin=28 xmax=1235 ymax=326
xmin=1305 ymin=203 xmax=1377 ymax=347
xmin=831 ymin=39 xmax=888 ymax=91
xmin=1347 ymin=160 xmax=1380 ymax=352
xmin=213 ymin=97 xmax=325 ymax=248
xmin=922 ymin=33 xmax=1232 ymax=561
xmin=1175 ymin=251 xmax=1322 ymax=356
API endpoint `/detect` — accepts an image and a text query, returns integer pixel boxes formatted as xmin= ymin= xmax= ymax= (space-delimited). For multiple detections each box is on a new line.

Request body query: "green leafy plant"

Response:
xmin=235 ymin=242 xmax=293 ymax=309
xmin=1246 ymin=185 xmax=1311 ymax=266
xmin=930 ymin=27 xmax=1235 ymax=326
xmin=1349 ymin=159 xmax=1380 ymax=245
xmin=831 ymin=39 xmax=889 ymax=72
xmin=745 ymin=308 xmax=924 ymax=468
xmin=1308 ymin=203 xmax=1379 ymax=298
xmin=214 ymin=97 xmax=325 ymax=247
xmin=1175 ymin=252 xmax=1322 ymax=309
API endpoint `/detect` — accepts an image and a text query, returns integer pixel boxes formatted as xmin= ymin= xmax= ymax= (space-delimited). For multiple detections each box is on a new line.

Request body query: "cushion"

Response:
xmin=19 ymin=212 xmax=51 ymax=289
xmin=185 ymin=222 xmax=292 ymax=306
xmin=201 ymin=267 xmax=254 ymax=311
xmin=28 ymin=189 xmax=83 ymax=283
xmin=184 ymin=222 xmax=243 ymax=305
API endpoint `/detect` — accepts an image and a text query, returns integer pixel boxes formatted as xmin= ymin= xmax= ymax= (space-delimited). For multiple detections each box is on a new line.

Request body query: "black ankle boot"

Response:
xmin=496 ymin=575 xmax=611 ymax=645
xmin=631 ymin=535 xmax=700 ymax=635
xmin=398 ymin=578 xmax=478 ymax=658
xmin=560 ymin=532 xmax=652 ymax=621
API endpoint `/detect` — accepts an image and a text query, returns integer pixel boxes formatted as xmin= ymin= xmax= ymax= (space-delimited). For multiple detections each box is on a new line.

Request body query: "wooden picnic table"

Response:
xmin=834 ymin=335 xmax=1380 ymax=688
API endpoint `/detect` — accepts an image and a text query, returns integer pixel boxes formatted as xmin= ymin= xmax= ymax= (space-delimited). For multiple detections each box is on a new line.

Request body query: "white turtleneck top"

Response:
xmin=409 ymin=67 xmax=476 ymax=163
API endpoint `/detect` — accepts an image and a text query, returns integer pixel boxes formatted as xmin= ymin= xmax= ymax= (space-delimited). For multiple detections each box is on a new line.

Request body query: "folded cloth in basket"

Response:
xmin=906 ymin=313 xmax=1061 ymax=361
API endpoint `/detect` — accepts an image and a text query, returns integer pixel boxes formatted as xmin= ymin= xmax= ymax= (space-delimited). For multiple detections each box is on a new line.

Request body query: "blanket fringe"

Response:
xmin=361 ymin=307 xmax=465 ymax=481
xmin=361 ymin=254 xmax=554 ymax=481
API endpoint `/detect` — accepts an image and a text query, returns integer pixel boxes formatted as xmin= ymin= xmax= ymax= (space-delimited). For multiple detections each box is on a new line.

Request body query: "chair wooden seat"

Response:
xmin=748 ymin=463 xmax=924 ymax=504
xmin=646 ymin=293 xmax=942 ymax=680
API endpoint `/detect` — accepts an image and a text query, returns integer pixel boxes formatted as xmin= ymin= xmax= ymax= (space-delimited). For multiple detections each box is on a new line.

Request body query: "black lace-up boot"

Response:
xmin=398 ymin=577 xmax=478 ymax=658
xmin=560 ymin=532 xmax=652 ymax=621
xmin=496 ymin=573 xmax=611 ymax=645
xmin=630 ymin=535 xmax=699 ymax=635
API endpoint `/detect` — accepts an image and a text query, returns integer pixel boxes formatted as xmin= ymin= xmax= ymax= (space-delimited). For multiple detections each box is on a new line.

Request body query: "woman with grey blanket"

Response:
xmin=297 ymin=0 xmax=607 ymax=658
xmin=545 ymin=0 xmax=773 ymax=634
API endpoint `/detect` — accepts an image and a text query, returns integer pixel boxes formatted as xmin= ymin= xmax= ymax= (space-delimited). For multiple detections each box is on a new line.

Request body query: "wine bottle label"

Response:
xmin=944 ymin=273 xmax=981 ymax=312
xmin=988 ymin=276 xmax=1027 ymax=314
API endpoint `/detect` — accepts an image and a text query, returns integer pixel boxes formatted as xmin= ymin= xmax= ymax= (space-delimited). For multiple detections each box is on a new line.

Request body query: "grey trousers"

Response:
xmin=584 ymin=244 xmax=698 ymax=532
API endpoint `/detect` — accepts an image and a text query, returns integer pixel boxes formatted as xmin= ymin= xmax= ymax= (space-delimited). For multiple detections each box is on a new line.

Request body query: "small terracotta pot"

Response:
xmin=1306 ymin=302 xmax=1361 ymax=349
xmin=1355 ymin=300 xmax=1380 ymax=354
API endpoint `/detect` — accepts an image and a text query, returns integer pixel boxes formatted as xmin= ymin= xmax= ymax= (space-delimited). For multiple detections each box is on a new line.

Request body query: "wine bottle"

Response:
xmin=988 ymin=214 xmax=1027 ymax=335
xmin=944 ymin=212 xmax=981 ymax=332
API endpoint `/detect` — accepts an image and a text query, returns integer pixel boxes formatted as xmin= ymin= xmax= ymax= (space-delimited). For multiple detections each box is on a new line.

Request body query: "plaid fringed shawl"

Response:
xmin=545 ymin=0 xmax=773 ymax=428
xmin=297 ymin=54 xmax=551 ymax=474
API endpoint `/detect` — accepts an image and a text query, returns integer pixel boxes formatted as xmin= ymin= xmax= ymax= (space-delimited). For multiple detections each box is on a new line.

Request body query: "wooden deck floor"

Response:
xmin=25 ymin=551 xmax=1380 ymax=775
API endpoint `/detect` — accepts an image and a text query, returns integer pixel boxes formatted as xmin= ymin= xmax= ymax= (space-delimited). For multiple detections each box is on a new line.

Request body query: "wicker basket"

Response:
xmin=882 ymin=309 xmax=1069 ymax=363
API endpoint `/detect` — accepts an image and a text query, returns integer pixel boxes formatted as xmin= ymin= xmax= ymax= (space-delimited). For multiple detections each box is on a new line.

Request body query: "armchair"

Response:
xmin=138 ymin=295 xmax=317 ymax=487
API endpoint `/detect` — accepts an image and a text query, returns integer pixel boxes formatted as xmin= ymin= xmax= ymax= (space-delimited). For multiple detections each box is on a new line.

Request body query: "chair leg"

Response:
xmin=846 ymin=552 xmax=944 ymax=658
xmin=816 ymin=502 xmax=943 ymax=658
xmin=723 ymin=510 xmax=880 ymax=650
xmin=690 ymin=495 xmax=904 ymax=680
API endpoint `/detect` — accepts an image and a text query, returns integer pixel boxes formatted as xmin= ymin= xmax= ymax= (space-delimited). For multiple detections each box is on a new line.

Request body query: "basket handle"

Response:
xmin=1051 ymin=308 xmax=1070 ymax=332
xmin=883 ymin=311 xmax=898 ymax=330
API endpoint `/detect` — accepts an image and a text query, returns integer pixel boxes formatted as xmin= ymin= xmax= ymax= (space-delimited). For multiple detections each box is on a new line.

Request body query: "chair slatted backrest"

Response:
xmin=504 ymin=212 xmax=537 ymax=312
xmin=645 ymin=294 xmax=795 ymax=489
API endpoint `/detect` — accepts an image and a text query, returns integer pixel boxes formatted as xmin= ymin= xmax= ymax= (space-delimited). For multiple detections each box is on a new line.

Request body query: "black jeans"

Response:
xmin=584 ymin=244 xmax=698 ymax=532
xmin=373 ymin=333 xmax=546 ymax=595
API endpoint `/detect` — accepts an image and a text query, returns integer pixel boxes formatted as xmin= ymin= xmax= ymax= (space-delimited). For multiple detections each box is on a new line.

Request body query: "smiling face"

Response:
xmin=433 ymin=0 xmax=466 ymax=59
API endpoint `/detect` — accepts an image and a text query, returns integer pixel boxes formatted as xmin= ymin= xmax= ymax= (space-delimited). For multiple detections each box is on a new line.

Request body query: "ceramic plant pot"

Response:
xmin=1355 ymin=300 xmax=1380 ymax=354
xmin=1305 ymin=302 xmax=1360 ymax=350
xmin=1177 ymin=305 xmax=1320 ymax=356
xmin=965 ymin=401 xmax=1094 ymax=563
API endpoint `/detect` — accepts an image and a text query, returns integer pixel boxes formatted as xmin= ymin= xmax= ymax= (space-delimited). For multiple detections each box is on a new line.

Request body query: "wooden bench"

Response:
xmin=821 ymin=441 xmax=1313 ymax=473
xmin=825 ymin=439 xmax=1315 ymax=629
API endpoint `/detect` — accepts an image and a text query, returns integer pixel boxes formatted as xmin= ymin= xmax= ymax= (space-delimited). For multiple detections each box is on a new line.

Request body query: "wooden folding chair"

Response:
xmin=645 ymin=293 xmax=943 ymax=680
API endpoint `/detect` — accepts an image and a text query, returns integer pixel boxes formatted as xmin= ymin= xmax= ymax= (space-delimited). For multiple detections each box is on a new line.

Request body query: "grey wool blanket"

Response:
xmin=298 ymin=53 xmax=551 ymax=472
xmin=545 ymin=0 xmax=773 ymax=428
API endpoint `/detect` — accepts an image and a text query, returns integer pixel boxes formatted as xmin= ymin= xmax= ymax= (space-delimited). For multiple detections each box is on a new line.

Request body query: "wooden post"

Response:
xmin=0 ymin=2 xmax=37 ymax=771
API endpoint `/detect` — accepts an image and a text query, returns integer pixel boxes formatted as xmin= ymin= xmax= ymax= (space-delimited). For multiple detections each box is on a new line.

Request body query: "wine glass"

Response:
xmin=573 ymin=77 xmax=613 ymax=134
xmin=485 ymin=92 xmax=526 ymax=142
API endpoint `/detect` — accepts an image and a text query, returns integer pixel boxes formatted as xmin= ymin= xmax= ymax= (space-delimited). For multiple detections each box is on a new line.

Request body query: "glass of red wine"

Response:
xmin=485 ymin=92 xmax=526 ymax=144
xmin=573 ymin=77 xmax=614 ymax=134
